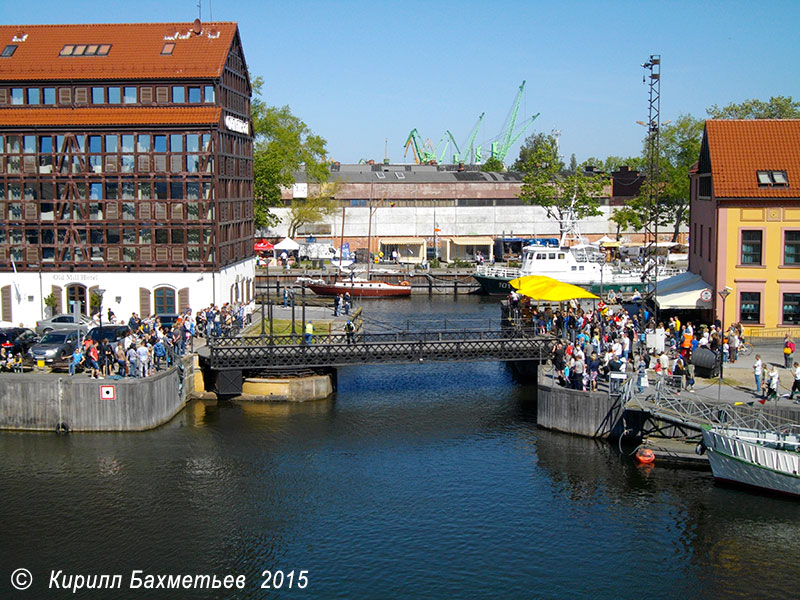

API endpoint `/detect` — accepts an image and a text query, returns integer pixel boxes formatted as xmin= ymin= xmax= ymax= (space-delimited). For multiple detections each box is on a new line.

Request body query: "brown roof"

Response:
xmin=0 ymin=106 xmax=221 ymax=127
xmin=0 ymin=22 xmax=238 ymax=81
xmin=706 ymin=119 xmax=800 ymax=198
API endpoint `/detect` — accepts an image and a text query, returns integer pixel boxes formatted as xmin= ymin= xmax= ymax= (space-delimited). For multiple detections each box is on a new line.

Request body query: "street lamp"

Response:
xmin=96 ymin=288 xmax=106 ymax=330
xmin=717 ymin=287 xmax=731 ymax=402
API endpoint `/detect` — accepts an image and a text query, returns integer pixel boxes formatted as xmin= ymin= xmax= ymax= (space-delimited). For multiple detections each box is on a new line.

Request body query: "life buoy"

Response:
xmin=634 ymin=447 xmax=655 ymax=464
xmin=400 ymin=280 xmax=410 ymax=286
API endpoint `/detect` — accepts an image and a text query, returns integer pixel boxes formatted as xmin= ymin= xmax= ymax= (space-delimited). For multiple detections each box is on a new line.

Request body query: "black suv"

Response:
xmin=0 ymin=327 xmax=39 ymax=356
xmin=85 ymin=325 xmax=131 ymax=344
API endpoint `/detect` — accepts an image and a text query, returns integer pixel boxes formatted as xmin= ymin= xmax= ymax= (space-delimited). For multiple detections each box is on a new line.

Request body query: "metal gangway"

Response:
xmin=624 ymin=378 xmax=800 ymax=434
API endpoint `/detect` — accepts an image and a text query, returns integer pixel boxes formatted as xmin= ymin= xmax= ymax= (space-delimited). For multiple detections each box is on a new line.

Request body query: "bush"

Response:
xmin=451 ymin=258 xmax=471 ymax=268
xmin=429 ymin=258 xmax=441 ymax=269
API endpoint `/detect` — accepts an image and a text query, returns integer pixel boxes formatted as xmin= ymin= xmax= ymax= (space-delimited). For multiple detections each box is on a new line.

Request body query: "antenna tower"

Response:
xmin=642 ymin=54 xmax=661 ymax=323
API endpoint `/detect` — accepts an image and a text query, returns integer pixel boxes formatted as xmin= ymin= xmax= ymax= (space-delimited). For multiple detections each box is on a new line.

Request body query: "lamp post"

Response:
xmin=717 ymin=287 xmax=731 ymax=403
xmin=96 ymin=288 xmax=106 ymax=330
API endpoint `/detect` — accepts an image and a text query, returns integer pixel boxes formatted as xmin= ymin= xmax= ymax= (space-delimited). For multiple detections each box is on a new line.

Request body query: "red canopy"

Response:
xmin=254 ymin=239 xmax=274 ymax=252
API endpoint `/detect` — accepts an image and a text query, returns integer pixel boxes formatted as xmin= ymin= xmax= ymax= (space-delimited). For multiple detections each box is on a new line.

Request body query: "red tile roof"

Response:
xmin=0 ymin=22 xmax=238 ymax=81
xmin=706 ymin=119 xmax=800 ymax=198
xmin=0 ymin=106 xmax=221 ymax=127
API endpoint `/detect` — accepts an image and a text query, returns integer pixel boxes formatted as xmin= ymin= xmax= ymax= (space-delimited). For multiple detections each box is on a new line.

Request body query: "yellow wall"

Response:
xmin=723 ymin=206 xmax=800 ymax=329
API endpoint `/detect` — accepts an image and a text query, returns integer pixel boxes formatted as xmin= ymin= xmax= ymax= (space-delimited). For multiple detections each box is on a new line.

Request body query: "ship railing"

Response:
xmin=475 ymin=264 xmax=521 ymax=279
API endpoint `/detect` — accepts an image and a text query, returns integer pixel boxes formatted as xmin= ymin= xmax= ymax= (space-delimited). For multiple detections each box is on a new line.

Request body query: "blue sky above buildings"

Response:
xmin=3 ymin=0 xmax=799 ymax=166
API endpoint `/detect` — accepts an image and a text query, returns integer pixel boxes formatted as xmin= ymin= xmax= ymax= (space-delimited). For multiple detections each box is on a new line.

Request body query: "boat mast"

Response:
xmin=367 ymin=183 xmax=373 ymax=280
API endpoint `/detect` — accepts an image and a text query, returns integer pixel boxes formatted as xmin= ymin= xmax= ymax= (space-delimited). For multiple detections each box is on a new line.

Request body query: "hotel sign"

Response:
xmin=224 ymin=115 xmax=250 ymax=135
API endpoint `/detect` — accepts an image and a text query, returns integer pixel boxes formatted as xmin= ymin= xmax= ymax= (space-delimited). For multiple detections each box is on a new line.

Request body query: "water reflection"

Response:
xmin=1 ymin=296 xmax=798 ymax=599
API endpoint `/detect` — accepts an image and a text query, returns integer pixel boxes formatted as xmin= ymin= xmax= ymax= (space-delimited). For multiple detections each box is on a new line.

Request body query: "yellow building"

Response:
xmin=689 ymin=119 xmax=800 ymax=332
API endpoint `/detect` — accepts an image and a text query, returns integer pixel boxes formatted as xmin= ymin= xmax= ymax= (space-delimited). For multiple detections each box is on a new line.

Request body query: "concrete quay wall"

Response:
xmin=537 ymin=382 xmax=625 ymax=439
xmin=0 ymin=367 xmax=187 ymax=432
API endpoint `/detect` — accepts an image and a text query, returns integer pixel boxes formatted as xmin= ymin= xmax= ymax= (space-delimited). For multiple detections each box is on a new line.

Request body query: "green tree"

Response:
xmin=609 ymin=205 xmax=643 ymax=240
xmin=518 ymin=134 xmax=608 ymax=237
xmin=567 ymin=153 xmax=578 ymax=174
xmin=633 ymin=114 xmax=704 ymax=241
xmin=513 ymin=132 xmax=563 ymax=172
xmin=251 ymin=76 xmax=330 ymax=231
xmin=481 ymin=156 xmax=505 ymax=172
xmin=706 ymin=95 xmax=800 ymax=119
xmin=286 ymin=180 xmax=341 ymax=238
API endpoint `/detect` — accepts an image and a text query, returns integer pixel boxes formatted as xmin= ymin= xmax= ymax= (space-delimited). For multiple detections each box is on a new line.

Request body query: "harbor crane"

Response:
xmin=461 ymin=112 xmax=485 ymax=164
xmin=435 ymin=130 xmax=461 ymax=164
xmin=403 ymin=128 xmax=437 ymax=164
xmin=488 ymin=81 xmax=540 ymax=163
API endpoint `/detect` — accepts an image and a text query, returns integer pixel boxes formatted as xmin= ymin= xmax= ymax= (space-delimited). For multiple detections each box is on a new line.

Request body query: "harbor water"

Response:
xmin=1 ymin=296 xmax=799 ymax=599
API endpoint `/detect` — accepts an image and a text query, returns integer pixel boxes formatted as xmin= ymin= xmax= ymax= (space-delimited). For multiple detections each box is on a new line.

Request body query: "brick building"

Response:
xmin=0 ymin=20 xmax=254 ymax=325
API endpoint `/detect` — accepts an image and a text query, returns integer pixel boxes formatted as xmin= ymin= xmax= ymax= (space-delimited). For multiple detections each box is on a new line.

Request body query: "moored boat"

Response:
xmin=701 ymin=426 xmax=800 ymax=497
xmin=306 ymin=279 xmax=412 ymax=298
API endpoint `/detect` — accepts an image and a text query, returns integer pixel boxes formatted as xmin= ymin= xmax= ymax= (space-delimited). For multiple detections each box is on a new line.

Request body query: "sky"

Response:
xmin=3 ymin=0 xmax=799 ymax=166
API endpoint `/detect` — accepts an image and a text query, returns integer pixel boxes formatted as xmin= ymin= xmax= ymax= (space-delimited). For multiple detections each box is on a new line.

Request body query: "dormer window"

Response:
xmin=757 ymin=170 xmax=789 ymax=187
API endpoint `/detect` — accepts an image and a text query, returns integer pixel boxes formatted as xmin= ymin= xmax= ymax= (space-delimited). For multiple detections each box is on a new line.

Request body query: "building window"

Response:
xmin=1 ymin=45 xmax=17 ymax=57
xmin=757 ymin=170 xmax=789 ymax=187
xmin=123 ymin=87 xmax=137 ymax=104
xmin=161 ymin=43 xmax=175 ymax=55
xmin=188 ymin=86 xmax=201 ymax=103
xmin=66 ymin=284 xmax=87 ymax=315
xmin=741 ymin=230 xmax=762 ymax=265
xmin=43 ymin=87 xmax=56 ymax=104
xmin=783 ymin=293 xmax=800 ymax=325
xmin=172 ymin=86 xmax=185 ymax=103
xmin=91 ymin=87 xmax=104 ymax=104
xmin=108 ymin=87 xmax=121 ymax=104
xmin=204 ymin=85 xmax=215 ymax=103
xmin=97 ymin=44 xmax=111 ymax=56
xmin=26 ymin=88 xmax=40 ymax=105
xmin=740 ymin=292 xmax=761 ymax=324
xmin=10 ymin=88 xmax=23 ymax=104
xmin=785 ymin=231 xmax=800 ymax=265
xmin=154 ymin=287 xmax=176 ymax=315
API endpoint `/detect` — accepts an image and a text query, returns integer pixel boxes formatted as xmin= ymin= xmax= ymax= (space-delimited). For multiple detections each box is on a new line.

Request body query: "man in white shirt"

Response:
xmin=753 ymin=355 xmax=763 ymax=397
xmin=791 ymin=362 xmax=800 ymax=402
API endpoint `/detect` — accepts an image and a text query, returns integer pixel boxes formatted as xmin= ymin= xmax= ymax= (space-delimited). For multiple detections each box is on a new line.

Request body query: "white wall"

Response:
xmin=0 ymin=257 xmax=256 ymax=329
xmin=264 ymin=205 xmax=617 ymax=239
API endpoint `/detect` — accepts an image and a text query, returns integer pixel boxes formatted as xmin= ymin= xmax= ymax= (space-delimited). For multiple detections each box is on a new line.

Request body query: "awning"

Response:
xmin=274 ymin=237 xmax=300 ymax=251
xmin=600 ymin=241 xmax=621 ymax=247
xmin=379 ymin=237 xmax=425 ymax=245
xmin=655 ymin=272 xmax=713 ymax=310
xmin=447 ymin=237 xmax=494 ymax=246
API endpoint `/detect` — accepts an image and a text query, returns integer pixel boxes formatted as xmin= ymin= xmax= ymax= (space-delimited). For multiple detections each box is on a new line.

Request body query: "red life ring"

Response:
xmin=400 ymin=280 xmax=410 ymax=286
xmin=635 ymin=447 xmax=655 ymax=464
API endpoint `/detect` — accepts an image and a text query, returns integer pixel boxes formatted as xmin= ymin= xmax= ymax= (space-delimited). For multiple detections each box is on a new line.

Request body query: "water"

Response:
xmin=2 ymin=296 xmax=799 ymax=599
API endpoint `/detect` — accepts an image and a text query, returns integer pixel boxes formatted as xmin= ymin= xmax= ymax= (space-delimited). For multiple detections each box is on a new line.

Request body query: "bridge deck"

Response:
xmin=203 ymin=330 xmax=555 ymax=370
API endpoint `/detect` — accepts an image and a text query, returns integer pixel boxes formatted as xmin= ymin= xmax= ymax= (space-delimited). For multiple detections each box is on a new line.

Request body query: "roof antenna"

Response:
xmin=209 ymin=0 xmax=213 ymax=20
xmin=197 ymin=0 xmax=202 ymax=20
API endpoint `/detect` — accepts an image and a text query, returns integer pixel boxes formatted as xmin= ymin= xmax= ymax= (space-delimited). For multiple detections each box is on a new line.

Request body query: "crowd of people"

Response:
xmin=511 ymin=294 xmax=770 ymax=398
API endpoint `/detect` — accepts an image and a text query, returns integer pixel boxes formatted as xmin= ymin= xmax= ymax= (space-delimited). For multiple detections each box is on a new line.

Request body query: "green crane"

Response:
xmin=461 ymin=112 xmax=485 ymax=164
xmin=490 ymin=81 xmax=540 ymax=163
xmin=403 ymin=129 xmax=437 ymax=164
xmin=434 ymin=130 xmax=461 ymax=163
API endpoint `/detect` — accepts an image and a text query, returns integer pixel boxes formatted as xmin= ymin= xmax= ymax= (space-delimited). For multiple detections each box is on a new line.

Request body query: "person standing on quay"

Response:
xmin=304 ymin=321 xmax=314 ymax=346
xmin=345 ymin=320 xmax=355 ymax=344
xmin=784 ymin=334 xmax=795 ymax=369
xmin=753 ymin=354 xmax=763 ymax=397
xmin=791 ymin=362 xmax=800 ymax=403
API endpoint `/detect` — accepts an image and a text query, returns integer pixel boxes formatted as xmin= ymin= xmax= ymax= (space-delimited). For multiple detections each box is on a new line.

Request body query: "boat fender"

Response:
xmin=400 ymin=280 xmax=410 ymax=286
xmin=634 ymin=447 xmax=655 ymax=464
xmin=55 ymin=422 xmax=69 ymax=435
xmin=695 ymin=442 xmax=706 ymax=455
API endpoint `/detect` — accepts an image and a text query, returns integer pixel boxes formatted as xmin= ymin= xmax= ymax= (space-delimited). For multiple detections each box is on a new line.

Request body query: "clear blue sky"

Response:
xmin=4 ymin=0 xmax=799 ymax=166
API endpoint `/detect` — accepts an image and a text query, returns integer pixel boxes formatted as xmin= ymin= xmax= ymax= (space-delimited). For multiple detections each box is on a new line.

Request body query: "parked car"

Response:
xmin=0 ymin=327 xmax=39 ymax=356
xmin=85 ymin=325 xmax=131 ymax=344
xmin=35 ymin=313 xmax=92 ymax=336
xmin=156 ymin=313 xmax=180 ymax=330
xmin=28 ymin=329 xmax=81 ymax=366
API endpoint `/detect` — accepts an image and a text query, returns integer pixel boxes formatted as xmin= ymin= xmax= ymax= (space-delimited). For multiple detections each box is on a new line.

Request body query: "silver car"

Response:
xmin=35 ymin=313 xmax=92 ymax=336
xmin=28 ymin=330 xmax=82 ymax=366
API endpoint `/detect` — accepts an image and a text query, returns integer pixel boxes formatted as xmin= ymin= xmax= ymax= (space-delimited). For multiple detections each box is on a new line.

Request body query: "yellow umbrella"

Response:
xmin=509 ymin=275 xmax=553 ymax=290
xmin=510 ymin=275 xmax=599 ymax=301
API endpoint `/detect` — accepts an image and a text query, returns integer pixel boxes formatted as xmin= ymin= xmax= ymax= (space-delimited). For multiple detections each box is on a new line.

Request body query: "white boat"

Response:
xmin=701 ymin=427 xmax=800 ymax=497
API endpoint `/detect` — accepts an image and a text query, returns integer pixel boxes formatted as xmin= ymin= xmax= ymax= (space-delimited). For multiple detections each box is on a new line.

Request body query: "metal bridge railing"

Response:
xmin=626 ymin=378 xmax=800 ymax=434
